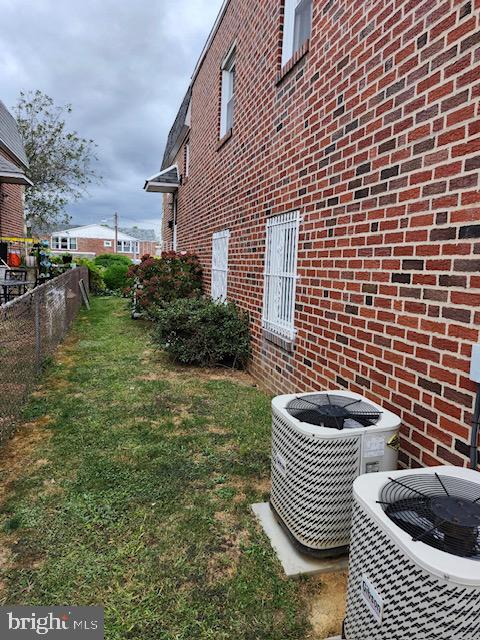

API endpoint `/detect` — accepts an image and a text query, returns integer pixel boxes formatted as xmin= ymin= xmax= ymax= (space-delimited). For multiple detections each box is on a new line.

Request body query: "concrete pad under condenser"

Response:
xmin=251 ymin=502 xmax=349 ymax=578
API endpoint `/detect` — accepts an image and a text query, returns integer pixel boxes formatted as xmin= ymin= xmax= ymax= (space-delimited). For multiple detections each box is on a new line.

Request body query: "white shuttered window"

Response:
xmin=262 ymin=211 xmax=300 ymax=340
xmin=211 ymin=229 xmax=230 ymax=302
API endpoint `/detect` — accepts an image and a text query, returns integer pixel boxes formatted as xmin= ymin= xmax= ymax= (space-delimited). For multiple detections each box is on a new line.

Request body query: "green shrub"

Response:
xmin=104 ymin=263 xmax=129 ymax=291
xmin=152 ymin=298 xmax=250 ymax=368
xmin=127 ymin=252 xmax=203 ymax=317
xmin=94 ymin=253 xmax=132 ymax=269
xmin=76 ymin=258 xmax=106 ymax=294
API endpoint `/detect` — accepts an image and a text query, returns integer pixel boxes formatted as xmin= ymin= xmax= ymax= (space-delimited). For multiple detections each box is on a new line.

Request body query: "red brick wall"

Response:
xmin=161 ymin=194 xmax=174 ymax=247
xmin=171 ymin=0 xmax=480 ymax=469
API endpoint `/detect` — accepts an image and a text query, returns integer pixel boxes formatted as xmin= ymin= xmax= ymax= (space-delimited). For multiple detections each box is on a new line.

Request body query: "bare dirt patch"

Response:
xmin=305 ymin=571 xmax=348 ymax=639
xmin=196 ymin=368 xmax=256 ymax=387
xmin=214 ymin=511 xmax=237 ymax=527
xmin=206 ymin=528 xmax=250 ymax=583
xmin=0 ymin=416 xmax=52 ymax=501
xmin=254 ymin=476 xmax=271 ymax=494
xmin=41 ymin=478 xmax=64 ymax=498
xmin=0 ymin=415 xmax=53 ymax=593
xmin=48 ymin=378 xmax=72 ymax=391
xmin=207 ymin=424 xmax=230 ymax=435
xmin=147 ymin=351 xmax=257 ymax=388
xmin=137 ymin=373 xmax=165 ymax=382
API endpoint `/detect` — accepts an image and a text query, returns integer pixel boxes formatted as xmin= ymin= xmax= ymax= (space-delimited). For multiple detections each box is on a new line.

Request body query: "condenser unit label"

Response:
xmin=274 ymin=452 xmax=287 ymax=477
xmin=364 ymin=436 xmax=385 ymax=459
xmin=361 ymin=575 xmax=384 ymax=624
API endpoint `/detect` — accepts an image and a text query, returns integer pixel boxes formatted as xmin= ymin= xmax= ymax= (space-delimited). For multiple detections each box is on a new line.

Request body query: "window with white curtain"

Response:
xmin=262 ymin=211 xmax=300 ymax=340
xmin=220 ymin=46 xmax=236 ymax=138
xmin=282 ymin=0 xmax=313 ymax=66
xmin=211 ymin=229 xmax=230 ymax=302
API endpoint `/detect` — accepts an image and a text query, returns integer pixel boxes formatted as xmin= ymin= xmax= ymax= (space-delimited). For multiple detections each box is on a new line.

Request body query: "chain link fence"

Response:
xmin=0 ymin=267 xmax=88 ymax=443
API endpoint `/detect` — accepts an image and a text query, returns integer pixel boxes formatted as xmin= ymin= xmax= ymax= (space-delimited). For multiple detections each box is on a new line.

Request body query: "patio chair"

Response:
xmin=4 ymin=269 xmax=27 ymax=301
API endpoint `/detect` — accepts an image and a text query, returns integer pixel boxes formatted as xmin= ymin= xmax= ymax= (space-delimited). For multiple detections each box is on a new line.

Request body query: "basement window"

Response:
xmin=262 ymin=211 xmax=300 ymax=341
xmin=282 ymin=0 xmax=312 ymax=67
xmin=220 ymin=46 xmax=236 ymax=139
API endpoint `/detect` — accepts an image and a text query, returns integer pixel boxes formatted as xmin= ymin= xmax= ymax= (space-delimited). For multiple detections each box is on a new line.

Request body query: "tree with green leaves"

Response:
xmin=15 ymin=90 xmax=101 ymax=231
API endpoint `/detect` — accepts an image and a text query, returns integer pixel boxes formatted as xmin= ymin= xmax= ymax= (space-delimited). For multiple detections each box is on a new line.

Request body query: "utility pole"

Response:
xmin=114 ymin=212 xmax=118 ymax=253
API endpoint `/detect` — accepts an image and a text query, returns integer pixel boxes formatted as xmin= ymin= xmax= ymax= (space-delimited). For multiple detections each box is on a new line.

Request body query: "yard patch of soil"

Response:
xmin=0 ymin=416 xmax=52 ymax=503
xmin=306 ymin=572 xmax=348 ymax=639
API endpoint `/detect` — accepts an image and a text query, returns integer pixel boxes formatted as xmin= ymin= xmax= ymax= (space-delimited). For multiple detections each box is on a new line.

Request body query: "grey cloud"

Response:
xmin=0 ymin=0 xmax=222 ymax=229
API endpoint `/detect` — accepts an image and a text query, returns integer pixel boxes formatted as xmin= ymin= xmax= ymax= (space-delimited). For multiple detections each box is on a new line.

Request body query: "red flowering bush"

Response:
xmin=127 ymin=252 xmax=203 ymax=316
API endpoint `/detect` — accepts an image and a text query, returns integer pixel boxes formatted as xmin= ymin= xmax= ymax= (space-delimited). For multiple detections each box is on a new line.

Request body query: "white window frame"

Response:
xmin=104 ymin=240 xmax=112 ymax=248
xmin=220 ymin=45 xmax=236 ymax=138
xmin=211 ymin=229 xmax=230 ymax=303
xmin=52 ymin=236 xmax=77 ymax=251
xmin=117 ymin=240 xmax=139 ymax=254
xmin=262 ymin=211 xmax=301 ymax=340
xmin=282 ymin=0 xmax=313 ymax=67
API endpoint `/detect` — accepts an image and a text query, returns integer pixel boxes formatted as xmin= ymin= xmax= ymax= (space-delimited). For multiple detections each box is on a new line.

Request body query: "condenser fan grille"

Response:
xmin=286 ymin=394 xmax=382 ymax=430
xmin=380 ymin=473 xmax=480 ymax=559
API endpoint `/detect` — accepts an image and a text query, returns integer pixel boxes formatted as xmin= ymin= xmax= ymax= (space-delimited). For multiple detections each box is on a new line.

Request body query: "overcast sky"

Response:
xmin=0 ymin=0 xmax=223 ymax=232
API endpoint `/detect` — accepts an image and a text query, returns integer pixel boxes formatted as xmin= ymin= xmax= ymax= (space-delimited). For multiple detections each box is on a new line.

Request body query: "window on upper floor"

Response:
xmin=52 ymin=236 xmax=77 ymax=251
xmin=282 ymin=0 xmax=313 ymax=67
xmin=220 ymin=46 xmax=236 ymax=139
xmin=262 ymin=211 xmax=300 ymax=340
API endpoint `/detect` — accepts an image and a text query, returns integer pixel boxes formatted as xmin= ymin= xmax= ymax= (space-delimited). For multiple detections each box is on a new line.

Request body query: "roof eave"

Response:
xmin=191 ymin=0 xmax=232 ymax=83
xmin=0 ymin=171 xmax=33 ymax=186
xmin=0 ymin=141 xmax=29 ymax=172
xmin=162 ymin=123 xmax=190 ymax=171
xmin=144 ymin=181 xmax=179 ymax=194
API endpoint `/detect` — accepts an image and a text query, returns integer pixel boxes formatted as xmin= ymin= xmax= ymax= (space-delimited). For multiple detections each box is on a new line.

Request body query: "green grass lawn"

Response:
xmin=0 ymin=297 xmax=341 ymax=639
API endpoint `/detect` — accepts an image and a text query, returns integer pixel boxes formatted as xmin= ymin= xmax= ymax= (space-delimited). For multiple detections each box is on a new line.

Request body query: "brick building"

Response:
xmin=0 ymin=100 xmax=32 ymax=238
xmin=49 ymin=224 xmax=158 ymax=260
xmin=145 ymin=0 xmax=480 ymax=469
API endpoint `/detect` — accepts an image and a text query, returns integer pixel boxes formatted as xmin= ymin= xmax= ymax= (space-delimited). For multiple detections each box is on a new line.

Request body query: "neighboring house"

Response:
xmin=0 ymin=100 xmax=32 ymax=238
xmin=145 ymin=0 xmax=480 ymax=470
xmin=49 ymin=224 xmax=158 ymax=259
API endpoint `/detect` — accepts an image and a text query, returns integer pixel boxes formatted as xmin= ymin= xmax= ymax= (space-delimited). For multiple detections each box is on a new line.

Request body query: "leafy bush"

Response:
xmin=104 ymin=263 xmax=129 ymax=291
xmin=127 ymin=252 xmax=203 ymax=316
xmin=94 ymin=253 xmax=132 ymax=269
xmin=76 ymin=258 xmax=106 ymax=294
xmin=152 ymin=298 xmax=250 ymax=368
